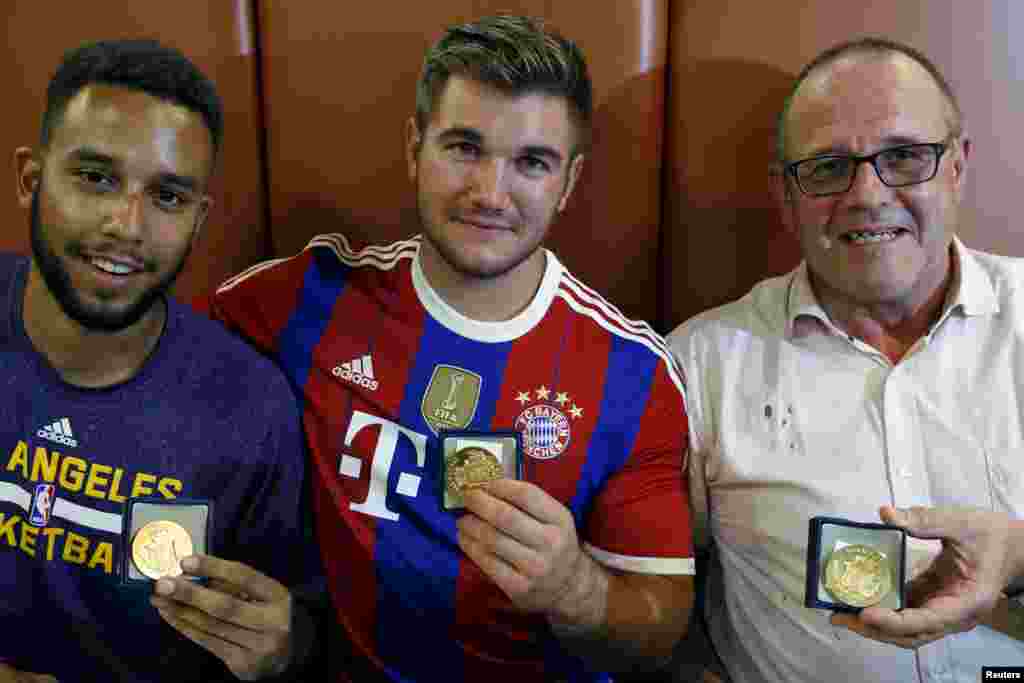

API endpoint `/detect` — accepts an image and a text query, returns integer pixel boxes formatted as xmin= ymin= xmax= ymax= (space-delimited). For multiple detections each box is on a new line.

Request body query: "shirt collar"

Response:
xmin=784 ymin=235 xmax=998 ymax=341
xmin=947 ymin=235 xmax=1000 ymax=318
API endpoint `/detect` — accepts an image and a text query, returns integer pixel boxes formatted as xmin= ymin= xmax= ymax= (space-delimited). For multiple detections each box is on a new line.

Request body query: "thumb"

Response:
xmin=879 ymin=505 xmax=949 ymax=540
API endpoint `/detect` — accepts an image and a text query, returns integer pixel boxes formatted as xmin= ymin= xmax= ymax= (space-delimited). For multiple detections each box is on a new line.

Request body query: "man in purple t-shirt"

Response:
xmin=0 ymin=41 xmax=318 ymax=682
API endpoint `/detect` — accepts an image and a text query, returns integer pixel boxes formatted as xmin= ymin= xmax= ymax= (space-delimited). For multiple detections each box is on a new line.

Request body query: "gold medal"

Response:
xmin=131 ymin=520 xmax=194 ymax=580
xmin=824 ymin=543 xmax=892 ymax=607
xmin=445 ymin=446 xmax=503 ymax=497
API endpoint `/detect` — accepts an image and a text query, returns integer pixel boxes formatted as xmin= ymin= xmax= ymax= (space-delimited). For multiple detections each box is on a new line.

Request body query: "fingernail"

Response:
xmin=181 ymin=556 xmax=198 ymax=572
xmin=155 ymin=579 xmax=174 ymax=595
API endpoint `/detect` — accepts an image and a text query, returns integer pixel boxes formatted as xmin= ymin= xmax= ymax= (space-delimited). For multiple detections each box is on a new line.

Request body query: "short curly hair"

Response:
xmin=41 ymin=39 xmax=223 ymax=159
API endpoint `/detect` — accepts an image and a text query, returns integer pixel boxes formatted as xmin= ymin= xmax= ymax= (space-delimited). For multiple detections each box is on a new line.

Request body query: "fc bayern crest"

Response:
xmin=513 ymin=386 xmax=584 ymax=461
xmin=515 ymin=404 xmax=571 ymax=460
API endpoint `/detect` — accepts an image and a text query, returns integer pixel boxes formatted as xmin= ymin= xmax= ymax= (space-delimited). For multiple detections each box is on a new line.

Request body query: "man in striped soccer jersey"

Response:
xmin=213 ymin=14 xmax=695 ymax=682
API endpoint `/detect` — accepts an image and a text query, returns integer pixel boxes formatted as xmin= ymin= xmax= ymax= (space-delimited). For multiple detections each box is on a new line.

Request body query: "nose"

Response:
xmin=841 ymin=158 xmax=891 ymax=208
xmin=103 ymin=190 xmax=145 ymax=240
xmin=468 ymin=158 xmax=511 ymax=211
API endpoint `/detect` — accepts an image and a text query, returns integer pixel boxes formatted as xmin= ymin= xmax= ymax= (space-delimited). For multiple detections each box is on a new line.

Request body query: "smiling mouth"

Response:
xmin=89 ymin=256 xmax=141 ymax=276
xmin=457 ymin=219 xmax=512 ymax=232
xmin=840 ymin=228 xmax=909 ymax=245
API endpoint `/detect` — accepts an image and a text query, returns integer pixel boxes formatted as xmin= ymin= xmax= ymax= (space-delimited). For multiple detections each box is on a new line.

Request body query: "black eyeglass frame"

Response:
xmin=784 ymin=139 xmax=952 ymax=197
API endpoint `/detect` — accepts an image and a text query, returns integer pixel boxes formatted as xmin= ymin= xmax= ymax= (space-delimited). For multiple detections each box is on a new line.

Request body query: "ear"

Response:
xmin=14 ymin=147 xmax=41 ymax=209
xmin=770 ymin=166 xmax=799 ymax=238
xmin=557 ymin=153 xmax=585 ymax=213
xmin=192 ymin=195 xmax=213 ymax=245
xmin=405 ymin=116 xmax=422 ymax=184
xmin=950 ymin=134 xmax=970 ymax=199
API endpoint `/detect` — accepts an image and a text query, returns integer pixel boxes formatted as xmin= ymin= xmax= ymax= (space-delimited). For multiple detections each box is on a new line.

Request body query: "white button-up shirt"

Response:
xmin=667 ymin=237 xmax=1024 ymax=682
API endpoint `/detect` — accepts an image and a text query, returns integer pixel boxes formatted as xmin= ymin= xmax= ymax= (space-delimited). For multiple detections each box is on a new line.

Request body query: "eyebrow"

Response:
xmin=67 ymin=147 xmax=116 ymax=166
xmin=436 ymin=127 xmax=564 ymax=165
xmin=155 ymin=173 xmax=201 ymax=193
xmin=437 ymin=127 xmax=484 ymax=146
xmin=67 ymin=146 xmax=201 ymax=192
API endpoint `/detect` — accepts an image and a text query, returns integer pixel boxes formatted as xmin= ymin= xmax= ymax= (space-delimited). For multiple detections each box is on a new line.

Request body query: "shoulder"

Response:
xmin=219 ymin=234 xmax=418 ymax=294
xmin=553 ymin=261 xmax=686 ymax=398
xmin=0 ymin=252 xmax=28 ymax=291
xmin=0 ymin=254 xmax=28 ymax=341
xmin=965 ymin=247 xmax=1024 ymax=298
xmin=667 ymin=271 xmax=793 ymax=358
xmin=165 ymin=299 xmax=298 ymax=416
xmin=213 ymin=234 xmax=419 ymax=345
xmin=304 ymin=233 xmax=421 ymax=271
xmin=0 ymin=252 xmax=27 ymax=271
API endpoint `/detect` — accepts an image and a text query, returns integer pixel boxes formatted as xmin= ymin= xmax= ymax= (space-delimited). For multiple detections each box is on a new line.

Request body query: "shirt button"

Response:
xmin=899 ymin=468 xmax=912 ymax=478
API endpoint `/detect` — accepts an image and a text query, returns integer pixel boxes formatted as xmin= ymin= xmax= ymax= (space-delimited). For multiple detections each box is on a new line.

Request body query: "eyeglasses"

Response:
xmin=784 ymin=140 xmax=951 ymax=197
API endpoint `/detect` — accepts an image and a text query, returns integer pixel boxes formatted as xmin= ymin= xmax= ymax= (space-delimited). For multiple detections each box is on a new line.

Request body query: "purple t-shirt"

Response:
xmin=0 ymin=254 xmax=311 ymax=682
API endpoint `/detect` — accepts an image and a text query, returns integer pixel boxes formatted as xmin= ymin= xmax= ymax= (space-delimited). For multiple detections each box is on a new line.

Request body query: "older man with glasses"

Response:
xmin=667 ymin=37 xmax=1024 ymax=682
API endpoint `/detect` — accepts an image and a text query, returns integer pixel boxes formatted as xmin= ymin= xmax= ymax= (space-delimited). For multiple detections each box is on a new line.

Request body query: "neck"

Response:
xmin=812 ymin=257 xmax=953 ymax=365
xmin=418 ymin=240 xmax=546 ymax=322
xmin=22 ymin=264 xmax=166 ymax=388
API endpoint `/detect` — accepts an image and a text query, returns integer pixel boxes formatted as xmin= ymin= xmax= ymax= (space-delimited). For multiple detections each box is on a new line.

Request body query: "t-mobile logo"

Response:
xmin=337 ymin=411 xmax=428 ymax=521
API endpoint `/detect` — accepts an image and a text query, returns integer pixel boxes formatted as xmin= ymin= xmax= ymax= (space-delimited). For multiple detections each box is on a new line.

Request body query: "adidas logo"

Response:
xmin=332 ymin=354 xmax=379 ymax=391
xmin=37 ymin=417 xmax=78 ymax=448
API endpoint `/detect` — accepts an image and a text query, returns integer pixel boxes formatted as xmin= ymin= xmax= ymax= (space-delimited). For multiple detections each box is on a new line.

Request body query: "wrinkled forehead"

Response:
xmin=785 ymin=53 xmax=954 ymax=156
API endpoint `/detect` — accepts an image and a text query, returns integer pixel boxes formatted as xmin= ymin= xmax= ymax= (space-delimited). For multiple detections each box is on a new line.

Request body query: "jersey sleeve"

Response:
xmin=210 ymin=251 xmax=316 ymax=357
xmin=582 ymin=357 xmax=694 ymax=576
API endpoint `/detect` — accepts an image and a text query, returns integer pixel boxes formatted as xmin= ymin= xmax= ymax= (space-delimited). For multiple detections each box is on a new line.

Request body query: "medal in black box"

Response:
xmin=120 ymin=497 xmax=212 ymax=586
xmin=806 ymin=516 xmax=907 ymax=613
xmin=438 ymin=430 xmax=521 ymax=511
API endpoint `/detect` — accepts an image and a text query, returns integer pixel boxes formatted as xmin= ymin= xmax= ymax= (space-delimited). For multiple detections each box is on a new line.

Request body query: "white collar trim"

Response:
xmin=411 ymin=243 xmax=563 ymax=343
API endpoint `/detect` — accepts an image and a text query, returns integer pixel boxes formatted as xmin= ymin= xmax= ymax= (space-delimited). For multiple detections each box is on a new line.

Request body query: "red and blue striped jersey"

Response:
xmin=213 ymin=235 xmax=693 ymax=682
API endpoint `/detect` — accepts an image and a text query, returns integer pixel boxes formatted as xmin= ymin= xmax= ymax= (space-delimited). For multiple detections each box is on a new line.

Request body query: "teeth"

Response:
xmin=845 ymin=229 xmax=901 ymax=244
xmin=92 ymin=257 xmax=134 ymax=275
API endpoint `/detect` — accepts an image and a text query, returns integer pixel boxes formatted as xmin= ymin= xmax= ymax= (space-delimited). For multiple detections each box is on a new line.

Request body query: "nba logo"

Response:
xmin=29 ymin=484 xmax=55 ymax=527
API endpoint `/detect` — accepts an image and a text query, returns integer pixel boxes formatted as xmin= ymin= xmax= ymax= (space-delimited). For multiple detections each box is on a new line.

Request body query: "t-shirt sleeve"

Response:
xmin=214 ymin=257 xmax=331 ymax=676
xmin=228 ymin=391 xmax=329 ymax=675
xmin=207 ymin=253 xmax=326 ymax=591
xmin=581 ymin=357 xmax=694 ymax=576
xmin=239 ymin=402 xmax=311 ymax=572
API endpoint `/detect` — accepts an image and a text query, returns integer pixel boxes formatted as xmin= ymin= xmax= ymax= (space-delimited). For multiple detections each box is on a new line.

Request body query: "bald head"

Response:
xmin=777 ymin=39 xmax=962 ymax=164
